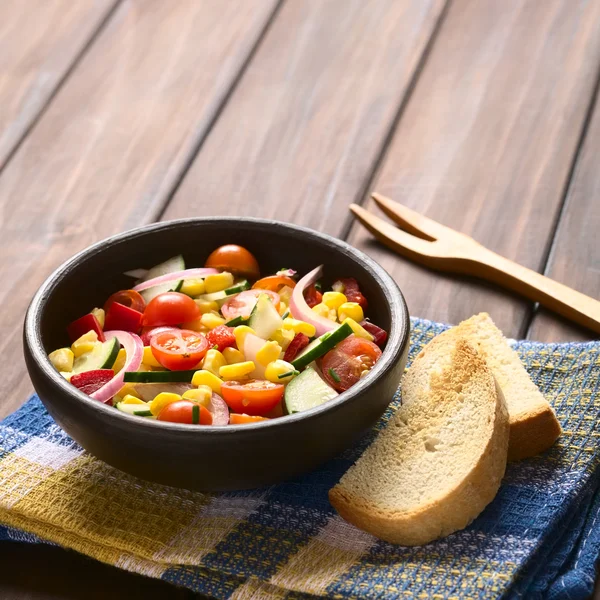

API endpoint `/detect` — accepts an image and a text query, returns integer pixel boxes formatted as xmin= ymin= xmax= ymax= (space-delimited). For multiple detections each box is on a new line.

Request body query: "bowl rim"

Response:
xmin=25 ymin=217 xmax=410 ymax=435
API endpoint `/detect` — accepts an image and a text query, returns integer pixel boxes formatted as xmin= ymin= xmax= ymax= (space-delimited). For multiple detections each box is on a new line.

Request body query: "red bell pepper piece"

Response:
xmin=104 ymin=302 xmax=143 ymax=333
xmin=303 ymin=284 xmax=322 ymax=308
xmin=360 ymin=320 xmax=388 ymax=347
xmin=206 ymin=325 xmax=236 ymax=352
xmin=335 ymin=278 xmax=368 ymax=310
xmin=283 ymin=333 xmax=310 ymax=362
xmin=70 ymin=369 xmax=114 ymax=395
xmin=67 ymin=314 xmax=105 ymax=342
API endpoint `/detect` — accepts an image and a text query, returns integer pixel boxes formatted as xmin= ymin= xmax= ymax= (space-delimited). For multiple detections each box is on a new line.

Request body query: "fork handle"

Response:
xmin=474 ymin=247 xmax=600 ymax=335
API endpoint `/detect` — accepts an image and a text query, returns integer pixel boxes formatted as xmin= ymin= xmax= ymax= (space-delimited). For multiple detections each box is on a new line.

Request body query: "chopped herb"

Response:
xmin=192 ymin=404 xmax=200 ymax=424
xmin=278 ymin=370 xmax=299 ymax=379
xmin=282 ymin=310 xmax=290 ymax=319
xmin=314 ymin=281 xmax=323 ymax=291
xmin=212 ymin=344 xmax=219 ymax=350
xmin=328 ymin=368 xmax=341 ymax=383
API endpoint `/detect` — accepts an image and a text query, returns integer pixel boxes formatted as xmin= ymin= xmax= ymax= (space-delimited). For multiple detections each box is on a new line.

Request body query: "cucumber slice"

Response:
xmin=197 ymin=280 xmax=250 ymax=304
xmin=291 ymin=322 xmax=353 ymax=370
xmin=115 ymin=403 xmax=154 ymax=417
xmin=225 ymin=280 xmax=250 ymax=295
xmin=139 ymin=255 xmax=185 ymax=303
xmin=123 ymin=370 xmax=197 ymax=383
xmin=72 ymin=338 xmax=119 ymax=375
xmin=248 ymin=293 xmax=282 ymax=339
xmin=284 ymin=366 xmax=338 ymax=414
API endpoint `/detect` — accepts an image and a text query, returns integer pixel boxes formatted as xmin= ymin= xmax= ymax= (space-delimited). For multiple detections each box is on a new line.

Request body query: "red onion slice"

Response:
xmin=208 ymin=393 xmax=229 ymax=426
xmin=289 ymin=265 xmax=336 ymax=337
xmin=132 ymin=268 xmax=219 ymax=292
xmin=90 ymin=331 xmax=143 ymax=403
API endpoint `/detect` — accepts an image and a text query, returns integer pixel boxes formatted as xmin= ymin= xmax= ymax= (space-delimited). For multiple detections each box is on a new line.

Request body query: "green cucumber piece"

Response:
xmin=291 ymin=322 xmax=353 ymax=371
xmin=225 ymin=280 xmax=250 ymax=295
xmin=72 ymin=338 xmax=119 ymax=375
xmin=139 ymin=255 xmax=185 ymax=303
xmin=115 ymin=403 xmax=154 ymax=417
xmin=123 ymin=370 xmax=197 ymax=383
xmin=197 ymin=280 xmax=250 ymax=303
xmin=248 ymin=293 xmax=282 ymax=340
xmin=284 ymin=367 xmax=338 ymax=414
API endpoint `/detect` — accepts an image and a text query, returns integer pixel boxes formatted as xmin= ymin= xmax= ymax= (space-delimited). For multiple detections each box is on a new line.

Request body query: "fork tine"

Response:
xmin=371 ymin=193 xmax=453 ymax=241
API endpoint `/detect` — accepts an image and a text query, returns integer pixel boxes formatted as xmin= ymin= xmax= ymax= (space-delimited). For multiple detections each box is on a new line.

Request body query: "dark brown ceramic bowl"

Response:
xmin=24 ymin=218 xmax=410 ymax=491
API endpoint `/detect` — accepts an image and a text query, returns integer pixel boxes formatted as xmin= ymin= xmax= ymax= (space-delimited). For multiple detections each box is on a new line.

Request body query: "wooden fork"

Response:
xmin=350 ymin=193 xmax=600 ymax=335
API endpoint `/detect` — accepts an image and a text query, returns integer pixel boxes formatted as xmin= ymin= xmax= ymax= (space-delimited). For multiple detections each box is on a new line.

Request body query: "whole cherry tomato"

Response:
xmin=143 ymin=292 xmax=200 ymax=326
xmin=205 ymin=245 xmax=260 ymax=279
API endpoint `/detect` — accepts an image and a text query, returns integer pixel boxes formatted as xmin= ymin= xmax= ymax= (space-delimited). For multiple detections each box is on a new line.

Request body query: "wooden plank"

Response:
xmin=348 ymin=0 xmax=600 ymax=339
xmin=0 ymin=0 xmax=280 ymax=417
xmin=0 ymin=0 xmax=118 ymax=169
xmin=527 ymin=90 xmax=600 ymax=342
xmin=163 ymin=0 xmax=448 ymax=235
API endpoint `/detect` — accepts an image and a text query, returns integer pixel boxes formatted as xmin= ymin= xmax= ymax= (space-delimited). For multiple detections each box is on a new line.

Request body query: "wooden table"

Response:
xmin=1 ymin=0 xmax=599 ymax=597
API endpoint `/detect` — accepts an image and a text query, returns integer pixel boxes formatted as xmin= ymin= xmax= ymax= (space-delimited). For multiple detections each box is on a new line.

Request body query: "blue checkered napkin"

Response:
xmin=0 ymin=318 xmax=599 ymax=599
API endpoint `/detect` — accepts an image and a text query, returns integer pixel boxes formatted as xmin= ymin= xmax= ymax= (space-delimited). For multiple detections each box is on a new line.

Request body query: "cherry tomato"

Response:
xmin=303 ymin=284 xmax=322 ymax=308
xmin=335 ymin=278 xmax=368 ymax=310
xmin=221 ymin=289 xmax=280 ymax=320
xmin=283 ymin=333 xmax=310 ymax=362
xmin=319 ymin=336 xmax=382 ymax=392
xmin=150 ymin=328 xmax=209 ymax=370
xmin=229 ymin=413 xmax=270 ymax=425
xmin=252 ymin=275 xmax=296 ymax=292
xmin=104 ymin=289 xmax=145 ymax=313
xmin=205 ymin=245 xmax=260 ymax=279
xmin=220 ymin=380 xmax=284 ymax=416
xmin=206 ymin=325 xmax=236 ymax=352
xmin=140 ymin=326 xmax=173 ymax=346
xmin=157 ymin=401 xmax=213 ymax=425
xmin=143 ymin=292 xmax=200 ymax=326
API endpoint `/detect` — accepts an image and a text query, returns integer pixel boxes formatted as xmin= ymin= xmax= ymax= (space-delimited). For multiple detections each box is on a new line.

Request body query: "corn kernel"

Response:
xmin=180 ymin=278 xmax=206 ymax=297
xmin=201 ymin=312 xmax=226 ymax=330
xmin=142 ymin=346 xmax=162 ymax=368
xmin=149 ymin=392 xmax=182 ymax=416
xmin=278 ymin=302 xmax=288 ymax=317
xmin=282 ymin=318 xmax=316 ymax=338
xmin=278 ymin=285 xmax=294 ymax=305
xmin=48 ymin=348 xmax=74 ymax=372
xmin=112 ymin=348 xmax=127 ymax=373
xmin=90 ymin=307 xmax=105 ymax=328
xmin=122 ymin=395 xmax=147 ymax=405
xmin=322 ymin=291 xmax=347 ymax=310
xmin=203 ymin=349 xmax=227 ymax=376
xmin=271 ymin=328 xmax=294 ymax=350
xmin=192 ymin=370 xmax=222 ymax=393
xmin=256 ymin=341 xmax=283 ymax=366
xmin=312 ymin=303 xmax=337 ymax=321
xmin=194 ymin=299 xmax=220 ymax=314
xmin=265 ymin=360 xmax=297 ymax=383
xmin=234 ymin=325 xmax=255 ymax=350
xmin=223 ymin=347 xmax=245 ymax=364
xmin=219 ymin=361 xmax=255 ymax=380
xmin=342 ymin=317 xmax=374 ymax=341
xmin=338 ymin=302 xmax=364 ymax=323
xmin=204 ymin=272 xmax=234 ymax=293
xmin=71 ymin=330 xmax=99 ymax=357
xmin=180 ymin=319 xmax=208 ymax=333
xmin=182 ymin=386 xmax=212 ymax=406
xmin=117 ymin=383 xmax=139 ymax=398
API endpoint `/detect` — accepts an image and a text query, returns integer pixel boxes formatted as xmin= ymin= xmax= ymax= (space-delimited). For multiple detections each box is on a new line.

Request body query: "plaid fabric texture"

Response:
xmin=1 ymin=318 xmax=599 ymax=599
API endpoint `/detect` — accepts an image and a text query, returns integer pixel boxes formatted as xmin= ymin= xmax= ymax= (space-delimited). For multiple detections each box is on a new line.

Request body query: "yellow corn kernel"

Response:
xmin=342 ymin=317 xmax=374 ymax=342
xmin=338 ymin=302 xmax=364 ymax=323
xmin=71 ymin=330 xmax=99 ymax=357
xmin=90 ymin=307 xmax=105 ymax=328
xmin=180 ymin=278 xmax=206 ymax=297
xmin=234 ymin=325 xmax=255 ymax=350
xmin=149 ymin=392 xmax=182 ymax=416
xmin=312 ymin=303 xmax=337 ymax=322
xmin=180 ymin=319 xmax=209 ymax=333
xmin=122 ymin=395 xmax=147 ymax=405
xmin=219 ymin=361 xmax=255 ymax=380
xmin=48 ymin=348 xmax=74 ymax=372
xmin=112 ymin=348 xmax=127 ymax=373
xmin=223 ymin=347 xmax=245 ymax=364
xmin=265 ymin=359 xmax=297 ymax=383
xmin=194 ymin=299 xmax=220 ymax=314
xmin=278 ymin=285 xmax=294 ymax=305
xmin=117 ymin=383 xmax=139 ymax=398
xmin=203 ymin=349 xmax=227 ymax=376
xmin=204 ymin=272 xmax=234 ymax=293
xmin=271 ymin=327 xmax=295 ymax=350
xmin=182 ymin=386 xmax=212 ymax=406
xmin=322 ymin=291 xmax=347 ymax=310
xmin=282 ymin=318 xmax=316 ymax=338
xmin=256 ymin=341 xmax=282 ymax=366
xmin=201 ymin=312 xmax=226 ymax=330
xmin=278 ymin=302 xmax=289 ymax=317
xmin=192 ymin=369 xmax=222 ymax=394
xmin=142 ymin=346 xmax=162 ymax=368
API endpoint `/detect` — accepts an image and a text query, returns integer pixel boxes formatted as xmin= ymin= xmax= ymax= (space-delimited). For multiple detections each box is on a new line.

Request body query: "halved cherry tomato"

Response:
xmin=150 ymin=328 xmax=209 ymax=370
xmin=303 ymin=284 xmax=322 ymax=308
xmin=140 ymin=326 xmax=173 ymax=346
xmin=220 ymin=380 xmax=284 ymax=416
xmin=319 ymin=336 xmax=382 ymax=392
xmin=143 ymin=292 xmax=200 ymax=326
xmin=221 ymin=289 xmax=280 ymax=321
xmin=252 ymin=275 xmax=296 ymax=292
xmin=157 ymin=401 xmax=213 ymax=424
xmin=205 ymin=245 xmax=260 ymax=279
xmin=230 ymin=413 xmax=270 ymax=425
xmin=206 ymin=325 xmax=236 ymax=352
xmin=104 ymin=289 xmax=145 ymax=313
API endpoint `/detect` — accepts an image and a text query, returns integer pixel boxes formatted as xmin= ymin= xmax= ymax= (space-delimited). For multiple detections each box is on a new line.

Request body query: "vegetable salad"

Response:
xmin=48 ymin=245 xmax=388 ymax=425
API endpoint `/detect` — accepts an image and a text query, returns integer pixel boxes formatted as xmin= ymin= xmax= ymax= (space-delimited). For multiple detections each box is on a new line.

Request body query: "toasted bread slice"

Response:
xmin=453 ymin=313 xmax=561 ymax=461
xmin=329 ymin=335 xmax=509 ymax=546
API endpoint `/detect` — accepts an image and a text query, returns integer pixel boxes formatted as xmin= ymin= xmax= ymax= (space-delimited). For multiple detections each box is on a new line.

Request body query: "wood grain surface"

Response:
xmin=0 ymin=0 xmax=118 ymax=170
xmin=348 ymin=0 xmax=600 ymax=339
xmin=163 ymin=0 xmax=448 ymax=235
xmin=528 ymin=88 xmax=600 ymax=342
xmin=0 ymin=0 xmax=280 ymax=418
